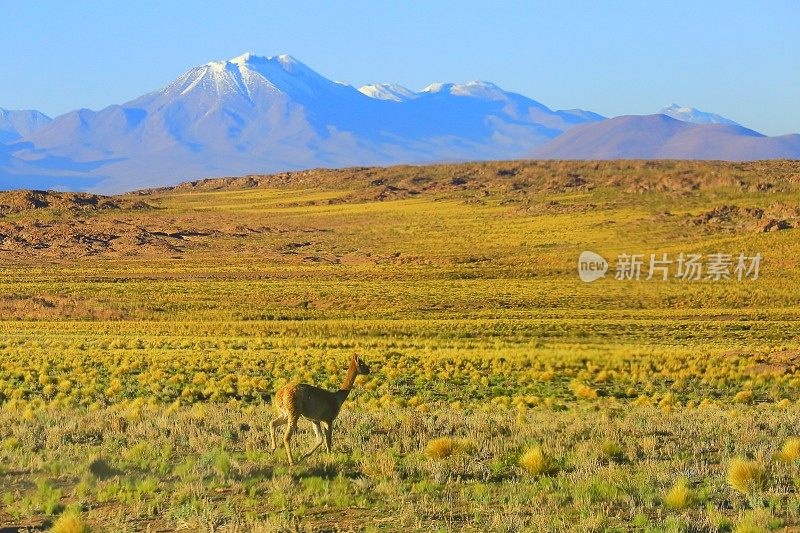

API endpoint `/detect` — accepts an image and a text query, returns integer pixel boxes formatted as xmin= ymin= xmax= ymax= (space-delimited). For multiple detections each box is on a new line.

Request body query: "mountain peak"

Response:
xmin=659 ymin=103 xmax=741 ymax=127
xmin=452 ymin=80 xmax=505 ymax=99
xmin=123 ymin=51 xmax=363 ymax=119
xmin=0 ymin=108 xmax=53 ymax=142
xmin=229 ymin=52 xmax=259 ymax=64
xmin=224 ymin=52 xmax=303 ymax=72
xmin=663 ymin=103 xmax=689 ymax=113
xmin=359 ymin=83 xmax=416 ymax=102
xmin=420 ymin=82 xmax=451 ymax=94
xmin=275 ymin=54 xmax=297 ymax=66
xmin=420 ymin=80 xmax=508 ymax=100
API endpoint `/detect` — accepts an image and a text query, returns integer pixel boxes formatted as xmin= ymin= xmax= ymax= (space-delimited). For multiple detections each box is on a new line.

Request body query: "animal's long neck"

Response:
xmin=334 ymin=359 xmax=358 ymax=405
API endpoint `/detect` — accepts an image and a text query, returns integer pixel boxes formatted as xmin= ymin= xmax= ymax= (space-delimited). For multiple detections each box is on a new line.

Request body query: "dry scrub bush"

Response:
xmin=569 ymin=381 xmax=598 ymax=400
xmin=49 ymin=508 xmax=92 ymax=533
xmin=663 ymin=477 xmax=694 ymax=510
xmin=425 ymin=437 xmax=477 ymax=459
xmin=519 ymin=445 xmax=551 ymax=476
xmin=426 ymin=437 xmax=455 ymax=459
xmin=727 ymin=457 xmax=767 ymax=494
xmin=778 ymin=437 xmax=800 ymax=462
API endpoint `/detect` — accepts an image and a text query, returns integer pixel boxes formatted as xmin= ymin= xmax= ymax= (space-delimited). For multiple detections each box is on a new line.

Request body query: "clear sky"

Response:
xmin=1 ymin=0 xmax=797 ymax=135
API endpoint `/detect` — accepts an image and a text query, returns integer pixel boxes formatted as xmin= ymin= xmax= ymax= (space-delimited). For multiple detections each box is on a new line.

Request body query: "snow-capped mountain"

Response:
xmin=660 ymin=103 xmax=741 ymax=126
xmin=0 ymin=108 xmax=52 ymax=143
xmin=359 ymin=84 xmax=416 ymax=102
xmin=4 ymin=53 xmax=793 ymax=193
xmin=1 ymin=53 xmax=604 ymax=192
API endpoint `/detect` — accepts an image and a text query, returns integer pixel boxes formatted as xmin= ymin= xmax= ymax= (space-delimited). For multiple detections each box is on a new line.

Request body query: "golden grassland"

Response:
xmin=0 ymin=160 xmax=799 ymax=531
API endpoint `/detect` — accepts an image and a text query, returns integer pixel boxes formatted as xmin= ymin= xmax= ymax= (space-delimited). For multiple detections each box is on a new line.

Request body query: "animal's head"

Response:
xmin=353 ymin=355 xmax=371 ymax=375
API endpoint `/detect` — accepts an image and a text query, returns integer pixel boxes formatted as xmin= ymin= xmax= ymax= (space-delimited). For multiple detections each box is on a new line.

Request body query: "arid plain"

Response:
xmin=1 ymin=160 xmax=799 ymax=532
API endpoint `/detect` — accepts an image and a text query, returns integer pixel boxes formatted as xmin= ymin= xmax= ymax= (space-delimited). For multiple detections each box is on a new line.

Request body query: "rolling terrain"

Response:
xmin=532 ymin=115 xmax=800 ymax=160
xmin=0 ymin=160 xmax=799 ymax=531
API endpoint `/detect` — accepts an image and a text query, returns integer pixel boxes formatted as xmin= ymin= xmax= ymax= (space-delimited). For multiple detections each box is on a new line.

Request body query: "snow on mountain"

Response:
xmin=421 ymin=80 xmax=508 ymax=100
xmin=411 ymin=80 xmax=605 ymax=132
xmin=660 ymin=104 xmax=741 ymax=127
xmin=150 ymin=53 xmax=359 ymax=104
xmin=0 ymin=108 xmax=52 ymax=143
xmin=359 ymin=84 xmax=416 ymax=102
xmin=23 ymin=53 xmax=375 ymax=173
xmin=1 ymin=52 xmax=601 ymax=192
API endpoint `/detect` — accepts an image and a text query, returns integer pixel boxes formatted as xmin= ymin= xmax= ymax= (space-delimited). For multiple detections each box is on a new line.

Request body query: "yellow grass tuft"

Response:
xmin=633 ymin=395 xmax=651 ymax=406
xmin=425 ymin=437 xmax=455 ymax=459
xmin=663 ymin=477 xmax=693 ymax=510
xmin=727 ymin=457 xmax=767 ymax=494
xmin=778 ymin=438 xmax=800 ymax=463
xmin=424 ymin=437 xmax=478 ymax=459
xmin=49 ymin=508 xmax=91 ymax=533
xmin=733 ymin=390 xmax=754 ymax=404
xmin=569 ymin=381 xmax=598 ymax=400
xmin=519 ymin=445 xmax=550 ymax=476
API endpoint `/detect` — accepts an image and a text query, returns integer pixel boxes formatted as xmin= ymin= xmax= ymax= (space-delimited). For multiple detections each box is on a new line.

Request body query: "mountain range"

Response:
xmin=1 ymin=53 xmax=797 ymax=193
xmin=531 ymin=115 xmax=800 ymax=160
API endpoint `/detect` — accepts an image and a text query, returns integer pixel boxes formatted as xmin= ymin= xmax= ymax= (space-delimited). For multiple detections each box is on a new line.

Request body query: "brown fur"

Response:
xmin=270 ymin=355 xmax=370 ymax=464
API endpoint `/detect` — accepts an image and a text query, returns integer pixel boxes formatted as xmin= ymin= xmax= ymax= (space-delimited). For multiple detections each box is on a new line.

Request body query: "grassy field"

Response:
xmin=0 ymin=160 xmax=799 ymax=532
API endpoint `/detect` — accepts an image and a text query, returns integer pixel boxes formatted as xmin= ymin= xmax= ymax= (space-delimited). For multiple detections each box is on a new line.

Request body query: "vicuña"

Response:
xmin=270 ymin=354 xmax=371 ymax=465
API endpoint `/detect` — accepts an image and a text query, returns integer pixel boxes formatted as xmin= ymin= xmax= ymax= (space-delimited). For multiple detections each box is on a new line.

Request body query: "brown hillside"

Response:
xmin=1 ymin=159 xmax=799 ymax=260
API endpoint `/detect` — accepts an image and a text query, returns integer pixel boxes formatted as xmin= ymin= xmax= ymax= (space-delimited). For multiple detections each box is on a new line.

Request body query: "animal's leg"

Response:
xmin=283 ymin=415 xmax=299 ymax=465
xmin=302 ymin=421 xmax=325 ymax=460
xmin=324 ymin=421 xmax=333 ymax=453
xmin=269 ymin=413 xmax=288 ymax=452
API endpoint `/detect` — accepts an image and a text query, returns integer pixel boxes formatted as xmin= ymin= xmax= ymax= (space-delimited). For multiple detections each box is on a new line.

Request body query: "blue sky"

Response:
xmin=1 ymin=0 xmax=797 ymax=135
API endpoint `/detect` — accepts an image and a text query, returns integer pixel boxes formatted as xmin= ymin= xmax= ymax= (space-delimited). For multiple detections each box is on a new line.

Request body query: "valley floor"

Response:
xmin=2 ymin=404 xmax=798 ymax=532
xmin=0 ymin=160 xmax=799 ymax=531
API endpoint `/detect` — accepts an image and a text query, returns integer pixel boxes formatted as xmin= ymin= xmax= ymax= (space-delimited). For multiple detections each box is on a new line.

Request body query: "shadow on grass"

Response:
xmin=231 ymin=466 xmax=276 ymax=481
xmin=89 ymin=458 xmax=124 ymax=480
xmin=0 ymin=521 xmax=51 ymax=533
xmin=293 ymin=463 xmax=365 ymax=480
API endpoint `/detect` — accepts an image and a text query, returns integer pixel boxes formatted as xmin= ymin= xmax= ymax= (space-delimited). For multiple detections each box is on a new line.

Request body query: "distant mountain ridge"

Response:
xmin=0 ymin=53 xmax=603 ymax=193
xmin=358 ymin=84 xmax=416 ymax=101
xmin=0 ymin=108 xmax=52 ymax=143
xmin=0 ymin=53 xmax=797 ymax=193
xmin=531 ymin=114 xmax=800 ymax=160
xmin=659 ymin=104 xmax=741 ymax=126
